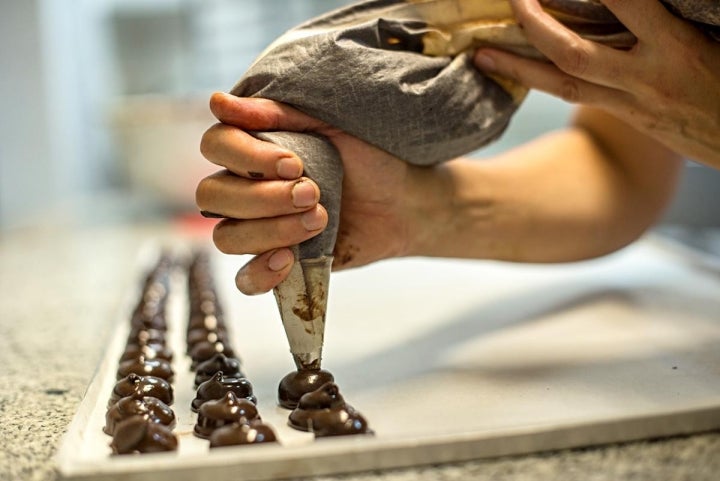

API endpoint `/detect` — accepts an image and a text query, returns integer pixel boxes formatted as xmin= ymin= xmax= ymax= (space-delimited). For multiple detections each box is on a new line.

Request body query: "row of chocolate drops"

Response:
xmin=103 ymin=249 xmax=370 ymax=455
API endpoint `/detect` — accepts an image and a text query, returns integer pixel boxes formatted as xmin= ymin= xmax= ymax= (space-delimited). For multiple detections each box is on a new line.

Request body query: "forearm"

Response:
xmin=406 ymin=108 xmax=683 ymax=263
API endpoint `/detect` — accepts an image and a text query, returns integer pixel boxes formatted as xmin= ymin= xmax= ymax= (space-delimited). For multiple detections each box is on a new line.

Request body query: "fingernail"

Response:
xmin=301 ymin=208 xmax=325 ymax=231
xmin=235 ymin=268 xmax=256 ymax=294
xmin=292 ymin=181 xmax=318 ymax=208
xmin=277 ymin=156 xmax=303 ymax=179
xmin=475 ymin=52 xmax=496 ymax=72
xmin=268 ymin=249 xmax=294 ymax=272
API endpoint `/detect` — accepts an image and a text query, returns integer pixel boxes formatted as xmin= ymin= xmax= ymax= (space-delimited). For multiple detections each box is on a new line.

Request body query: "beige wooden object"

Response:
xmin=56 ymin=236 xmax=720 ymax=481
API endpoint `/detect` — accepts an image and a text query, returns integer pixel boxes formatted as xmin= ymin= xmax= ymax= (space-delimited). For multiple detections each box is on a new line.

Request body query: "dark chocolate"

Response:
xmin=278 ymin=369 xmax=334 ymax=409
xmin=209 ymin=421 xmax=277 ymax=447
xmin=109 ymin=374 xmax=174 ymax=407
xmin=120 ymin=343 xmax=174 ymax=363
xmin=194 ymin=392 xmax=259 ymax=439
xmin=111 ymin=415 xmax=178 ymax=455
xmin=192 ymin=371 xmax=256 ymax=412
xmin=186 ymin=327 xmax=228 ymax=352
xmin=288 ymin=382 xmax=371 ymax=437
xmin=194 ymin=353 xmax=243 ymax=386
xmin=189 ymin=340 xmax=236 ymax=369
xmin=126 ymin=328 xmax=166 ymax=347
xmin=130 ymin=311 xmax=167 ymax=331
xmin=117 ymin=355 xmax=174 ymax=382
xmin=187 ymin=312 xmax=224 ymax=332
xmin=105 ymin=392 xmax=176 ymax=435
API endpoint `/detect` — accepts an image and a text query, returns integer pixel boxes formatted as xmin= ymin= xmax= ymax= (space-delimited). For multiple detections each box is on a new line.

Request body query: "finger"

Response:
xmin=474 ymin=48 xmax=631 ymax=107
xmin=600 ymin=0 xmax=679 ymax=42
xmin=200 ymin=123 xmax=303 ymax=180
xmin=196 ymin=171 xmax=320 ymax=219
xmin=213 ymin=205 xmax=328 ymax=255
xmin=235 ymin=249 xmax=295 ymax=295
xmin=510 ymin=0 xmax=632 ymax=89
xmin=209 ymin=92 xmax=327 ymax=132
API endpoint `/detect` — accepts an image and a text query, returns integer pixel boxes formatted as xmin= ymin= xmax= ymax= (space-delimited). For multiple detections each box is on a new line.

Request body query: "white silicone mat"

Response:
xmin=56 ymin=236 xmax=720 ymax=481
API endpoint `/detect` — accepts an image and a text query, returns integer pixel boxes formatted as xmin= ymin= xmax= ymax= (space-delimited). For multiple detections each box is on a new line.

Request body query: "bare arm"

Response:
xmin=409 ymin=106 xmax=683 ymax=263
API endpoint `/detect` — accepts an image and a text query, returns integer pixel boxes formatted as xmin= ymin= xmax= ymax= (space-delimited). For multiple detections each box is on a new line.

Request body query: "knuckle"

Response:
xmin=555 ymin=40 xmax=590 ymax=76
xmin=559 ymin=78 xmax=582 ymax=103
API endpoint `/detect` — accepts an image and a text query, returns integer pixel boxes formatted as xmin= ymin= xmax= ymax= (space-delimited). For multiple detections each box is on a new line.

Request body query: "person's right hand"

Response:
xmin=196 ymin=92 xmax=445 ymax=295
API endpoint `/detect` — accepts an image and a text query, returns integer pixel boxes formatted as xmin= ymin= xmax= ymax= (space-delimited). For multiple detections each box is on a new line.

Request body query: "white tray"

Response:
xmin=56 ymin=236 xmax=720 ymax=481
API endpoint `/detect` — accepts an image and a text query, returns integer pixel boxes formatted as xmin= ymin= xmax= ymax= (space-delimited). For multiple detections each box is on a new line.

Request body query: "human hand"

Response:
xmin=196 ymin=93 xmax=439 ymax=295
xmin=473 ymin=0 xmax=720 ymax=168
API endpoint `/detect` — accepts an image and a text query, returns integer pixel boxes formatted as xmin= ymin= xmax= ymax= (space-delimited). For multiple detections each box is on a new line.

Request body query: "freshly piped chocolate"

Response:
xmin=126 ymin=328 xmax=166 ymax=347
xmin=109 ymin=374 xmax=174 ymax=407
xmin=190 ymin=340 xmax=236 ymax=369
xmin=209 ymin=421 xmax=277 ymax=448
xmin=278 ymin=369 xmax=334 ymax=409
xmin=192 ymin=371 xmax=256 ymax=412
xmin=187 ymin=312 xmax=224 ymax=332
xmin=130 ymin=312 xmax=167 ymax=331
xmin=194 ymin=353 xmax=243 ymax=387
xmin=288 ymin=382 xmax=371 ymax=437
xmin=120 ymin=343 xmax=174 ymax=363
xmin=117 ymin=355 xmax=174 ymax=382
xmin=111 ymin=415 xmax=178 ymax=455
xmin=186 ymin=326 xmax=228 ymax=352
xmin=194 ymin=392 xmax=259 ymax=439
xmin=105 ymin=392 xmax=176 ymax=435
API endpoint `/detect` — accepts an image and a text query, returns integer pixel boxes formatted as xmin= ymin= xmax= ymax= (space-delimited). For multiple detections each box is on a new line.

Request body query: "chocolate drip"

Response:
xmin=192 ymin=371 xmax=256 ymax=412
xmin=126 ymin=328 xmax=166 ymax=347
xmin=109 ymin=374 xmax=174 ymax=407
xmin=209 ymin=421 xmax=277 ymax=447
xmin=117 ymin=355 xmax=174 ymax=382
xmin=111 ymin=415 xmax=178 ymax=455
xmin=120 ymin=343 xmax=174 ymax=363
xmin=105 ymin=392 xmax=175 ymax=435
xmin=288 ymin=382 xmax=371 ymax=437
xmin=194 ymin=392 xmax=260 ymax=439
xmin=278 ymin=369 xmax=334 ymax=409
xmin=189 ymin=340 xmax=236 ymax=369
xmin=194 ymin=353 xmax=243 ymax=387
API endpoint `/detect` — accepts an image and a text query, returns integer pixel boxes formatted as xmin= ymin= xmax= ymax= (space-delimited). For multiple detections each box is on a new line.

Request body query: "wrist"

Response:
xmin=402 ymin=159 xmax=491 ymax=259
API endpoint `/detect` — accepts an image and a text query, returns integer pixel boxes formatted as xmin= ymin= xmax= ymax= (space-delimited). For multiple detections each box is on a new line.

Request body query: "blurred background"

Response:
xmin=1 ymin=0 xmax=718 ymax=236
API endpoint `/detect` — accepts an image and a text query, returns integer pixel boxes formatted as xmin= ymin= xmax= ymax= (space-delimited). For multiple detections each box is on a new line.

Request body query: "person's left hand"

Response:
xmin=473 ymin=0 xmax=720 ymax=169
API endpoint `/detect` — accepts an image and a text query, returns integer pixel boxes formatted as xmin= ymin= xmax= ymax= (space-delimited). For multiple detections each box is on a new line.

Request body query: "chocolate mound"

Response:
xmin=111 ymin=415 xmax=178 ymax=455
xmin=130 ymin=312 xmax=167 ymax=331
xmin=209 ymin=421 xmax=277 ymax=448
xmin=105 ymin=392 xmax=176 ymax=435
xmin=194 ymin=353 xmax=243 ymax=387
xmin=189 ymin=340 xmax=236 ymax=369
xmin=186 ymin=326 xmax=228 ymax=353
xmin=288 ymin=382 xmax=371 ymax=437
xmin=194 ymin=392 xmax=260 ymax=439
xmin=192 ymin=371 xmax=256 ymax=412
xmin=278 ymin=369 xmax=334 ymax=409
xmin=117 ymin=355 xmax=174 ymax=382
xmin=120 ymin=343 xmax=174 ymax=363
xmin=126 ymin=328 xmax=166 ymax=347
xmin=109 ymin=374 xmax=174 ymax=407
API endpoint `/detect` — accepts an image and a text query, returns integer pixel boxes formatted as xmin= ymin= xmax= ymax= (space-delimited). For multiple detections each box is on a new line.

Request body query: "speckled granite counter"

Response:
xmin=1 ymin=224 xmax=718 ymax=481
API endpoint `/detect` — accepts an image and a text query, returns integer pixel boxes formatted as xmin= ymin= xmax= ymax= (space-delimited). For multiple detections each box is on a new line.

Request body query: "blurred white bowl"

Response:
xmin=111 ymin=95 xmax=219 ymax=209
